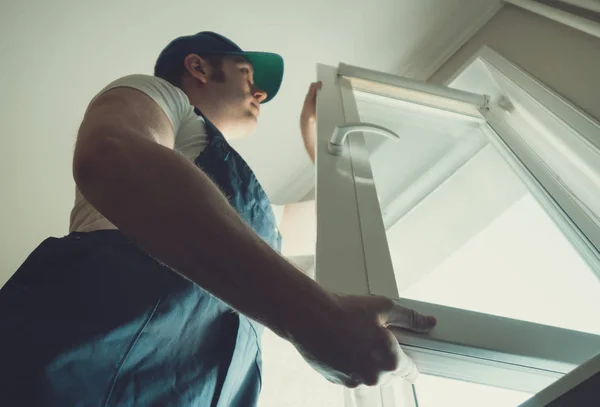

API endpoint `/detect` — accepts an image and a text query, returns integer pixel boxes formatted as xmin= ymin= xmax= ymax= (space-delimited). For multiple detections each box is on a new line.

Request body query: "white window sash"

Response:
xmin=475 ymin=47 xmax=600 ymax=260
xmin=315 ymin=51 xmax=600 ymax=406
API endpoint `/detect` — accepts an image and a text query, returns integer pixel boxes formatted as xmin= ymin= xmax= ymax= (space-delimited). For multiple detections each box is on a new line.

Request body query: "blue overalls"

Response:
xmin=0 ymin=109 xmax=281 ymax=406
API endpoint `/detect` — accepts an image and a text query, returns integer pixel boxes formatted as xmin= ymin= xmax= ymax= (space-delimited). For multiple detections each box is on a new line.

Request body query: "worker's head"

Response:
xmin=154 ymin=32 xmax=284 ymax=139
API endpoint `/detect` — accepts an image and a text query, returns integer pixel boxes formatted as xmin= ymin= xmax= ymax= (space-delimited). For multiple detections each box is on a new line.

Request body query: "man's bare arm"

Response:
xmin=73 ymin=87 xmax=335 ymax=338
xmin=74 ymin=86 xmax=437 ymax=387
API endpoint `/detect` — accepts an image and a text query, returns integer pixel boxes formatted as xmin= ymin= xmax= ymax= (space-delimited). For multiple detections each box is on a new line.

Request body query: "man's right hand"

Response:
xmin=289 ymin=294 xmax=436 ymax=387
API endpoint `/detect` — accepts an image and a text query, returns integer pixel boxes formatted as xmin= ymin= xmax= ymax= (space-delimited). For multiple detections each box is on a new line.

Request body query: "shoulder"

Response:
xmin=92 ymin=74 xmax=193 ymax=133
xmin=95 ymin=74 xmax=187 ymax=102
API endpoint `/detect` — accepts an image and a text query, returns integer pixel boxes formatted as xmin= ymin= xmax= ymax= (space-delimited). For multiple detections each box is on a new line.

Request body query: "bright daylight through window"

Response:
xmin=391 ymin=142 xmax=600 ymax=336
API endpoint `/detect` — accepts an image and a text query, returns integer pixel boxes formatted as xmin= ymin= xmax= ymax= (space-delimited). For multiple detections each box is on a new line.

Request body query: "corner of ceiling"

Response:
xmin=399 ymin=1 xmax=505 ymax=81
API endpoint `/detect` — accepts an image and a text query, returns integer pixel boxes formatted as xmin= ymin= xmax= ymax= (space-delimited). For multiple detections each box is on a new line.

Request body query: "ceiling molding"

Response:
xmin=399 ymin=1 xmax=504 ymax=81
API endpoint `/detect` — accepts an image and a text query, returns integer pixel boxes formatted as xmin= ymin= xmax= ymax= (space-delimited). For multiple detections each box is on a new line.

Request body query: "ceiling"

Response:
xmin=0 ymin=0 xmax=502 ymax=283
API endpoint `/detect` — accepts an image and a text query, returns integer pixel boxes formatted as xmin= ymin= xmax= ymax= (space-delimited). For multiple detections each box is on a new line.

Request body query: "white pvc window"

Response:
xmin=313 ymin=47 xmax=600 ymax=407
xmin=259 ymin=47 xmax=600 ymax=407
xmin=357 ymin=90 xmax=600 ymax=335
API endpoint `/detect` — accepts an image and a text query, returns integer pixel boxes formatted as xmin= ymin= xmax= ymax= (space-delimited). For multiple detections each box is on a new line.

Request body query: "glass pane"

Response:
xmin=258 ymin=328 xmax=344 ymax=407
xmin=413 ymin=375 xmax=532 ymax=407
xmin=354 ymin=90 xmax=600 ymax=335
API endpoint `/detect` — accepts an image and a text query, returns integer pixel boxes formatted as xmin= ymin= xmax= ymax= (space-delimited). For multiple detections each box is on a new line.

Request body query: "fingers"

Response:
xmin=309 ymin=81 xmax=323 ymax=92
xmin=306 ymin=81 xmax=323 ymax=99
xmin=390 ymin=307 xmax=437 ymax=333
xmin=301 ymin=82 xmax=323 ymax=122
xmin=379 ymin=298 xmax=437 ymax=333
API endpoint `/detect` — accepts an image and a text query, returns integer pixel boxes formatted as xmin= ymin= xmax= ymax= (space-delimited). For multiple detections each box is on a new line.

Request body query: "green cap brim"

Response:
xmin=221 ymin=51 xmax=284 ymax=104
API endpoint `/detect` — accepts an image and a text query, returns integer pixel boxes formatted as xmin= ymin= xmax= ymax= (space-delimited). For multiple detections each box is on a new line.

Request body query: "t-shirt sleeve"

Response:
xmin=91 ymin=74 xmax=193 ymax=138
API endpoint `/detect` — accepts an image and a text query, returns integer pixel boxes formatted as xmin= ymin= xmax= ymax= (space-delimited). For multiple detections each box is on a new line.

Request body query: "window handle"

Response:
xmin=328 ymin=123 xmax=400 ymax=155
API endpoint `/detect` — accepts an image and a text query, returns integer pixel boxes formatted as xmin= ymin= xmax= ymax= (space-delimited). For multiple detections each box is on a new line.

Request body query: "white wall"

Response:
xmin=431 ymin=4 xmax=600 ymax=124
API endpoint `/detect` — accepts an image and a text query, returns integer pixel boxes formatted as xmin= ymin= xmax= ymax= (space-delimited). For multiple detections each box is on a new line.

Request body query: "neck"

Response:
xmin=192 ymin=101 xmax=231 ymax=137
xmin=179 ymin=80 xmax=230 ymax=139
xmin=181 ymin=80 xmax=251 ymax=140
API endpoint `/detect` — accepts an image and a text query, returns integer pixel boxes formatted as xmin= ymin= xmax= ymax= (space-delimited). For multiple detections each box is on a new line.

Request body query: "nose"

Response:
xmin=252 ymin=85 xmax=267 ymax=104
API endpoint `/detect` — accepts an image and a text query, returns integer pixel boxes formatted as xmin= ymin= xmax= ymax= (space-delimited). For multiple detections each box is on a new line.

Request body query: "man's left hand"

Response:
xmin=300 ymin=81 xmax=322 ymax=163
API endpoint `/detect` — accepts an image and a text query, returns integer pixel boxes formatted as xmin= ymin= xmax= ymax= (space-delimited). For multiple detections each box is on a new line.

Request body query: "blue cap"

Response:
xmin=154 ymin=32 xmax=284 ymax=103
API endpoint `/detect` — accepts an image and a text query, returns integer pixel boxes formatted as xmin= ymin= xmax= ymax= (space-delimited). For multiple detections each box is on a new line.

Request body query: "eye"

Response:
xmin=240 ymin=67 xmax=250 ymax=75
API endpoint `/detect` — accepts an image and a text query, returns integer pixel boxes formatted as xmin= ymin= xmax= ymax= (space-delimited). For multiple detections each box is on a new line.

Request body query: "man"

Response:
xmin=0 ymin=32 xmax=436 ymax=406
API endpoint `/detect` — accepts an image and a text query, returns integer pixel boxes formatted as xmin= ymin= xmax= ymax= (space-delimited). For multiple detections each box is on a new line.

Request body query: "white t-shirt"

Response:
xmin=69 ymin=74 xmax=283 ymax=233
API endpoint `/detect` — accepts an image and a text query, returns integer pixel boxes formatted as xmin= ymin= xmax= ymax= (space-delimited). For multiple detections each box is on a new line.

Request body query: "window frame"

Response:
xmin=314 ymin=47 xmax=600 ymax=406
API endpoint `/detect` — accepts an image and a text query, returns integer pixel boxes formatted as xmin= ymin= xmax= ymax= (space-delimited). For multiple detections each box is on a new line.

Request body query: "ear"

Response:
xmin=183 ymin=54 xmax=210 ymax=84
